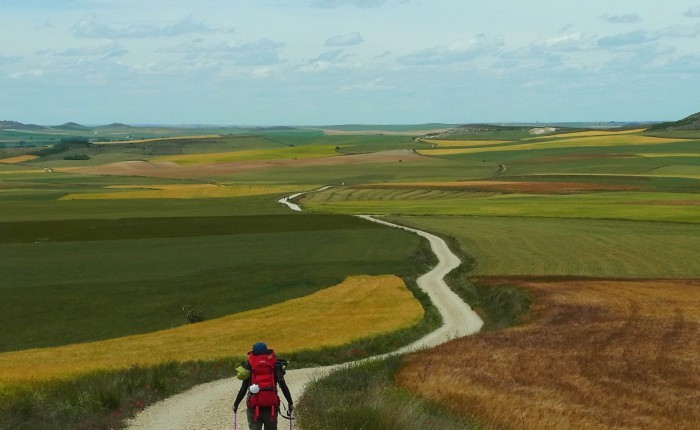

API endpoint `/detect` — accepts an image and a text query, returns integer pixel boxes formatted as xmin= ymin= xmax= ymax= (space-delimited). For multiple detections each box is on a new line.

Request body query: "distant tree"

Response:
xmin=32 ymin=136 xmax=92 ymax=157
xmin=64 ymin=154 xmax=90 ymax=160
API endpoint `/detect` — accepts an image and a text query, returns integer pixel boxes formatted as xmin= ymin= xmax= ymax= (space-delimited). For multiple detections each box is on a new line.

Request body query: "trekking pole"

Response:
xmin=233 ymin=409 xmax=237 ymax=430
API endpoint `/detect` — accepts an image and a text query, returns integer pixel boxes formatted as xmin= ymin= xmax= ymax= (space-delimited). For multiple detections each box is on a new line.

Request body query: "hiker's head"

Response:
xmin=252 ymin=342 xmax=268 ymax=354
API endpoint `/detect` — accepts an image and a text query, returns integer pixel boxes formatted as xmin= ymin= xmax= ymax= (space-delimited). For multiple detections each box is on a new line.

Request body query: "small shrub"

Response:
xmin=182 ymin=305 xmax=205 ymax=324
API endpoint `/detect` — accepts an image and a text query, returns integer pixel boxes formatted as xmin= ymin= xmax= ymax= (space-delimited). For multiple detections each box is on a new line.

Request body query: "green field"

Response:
xmin=0 ymin=213 xmax=422 ymax=352
xmin=302 ymin=188 xmax=700 ymax=223
xmin=3 ymin=126 xmax=699 ymax=354
xmin=2 ymin=123 xmax=700 ymax=429
xmin=388 ymin=216 xmax=700 ymax=278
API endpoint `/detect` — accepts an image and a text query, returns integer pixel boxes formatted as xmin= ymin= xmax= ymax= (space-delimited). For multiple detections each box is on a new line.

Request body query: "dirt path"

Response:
xmin=126 ymin=213 xmax=482 ymax=430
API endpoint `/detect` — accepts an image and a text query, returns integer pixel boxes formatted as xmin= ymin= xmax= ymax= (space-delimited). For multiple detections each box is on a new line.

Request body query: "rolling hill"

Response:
xmin=647 ymin=111 xmax=700 ymax=131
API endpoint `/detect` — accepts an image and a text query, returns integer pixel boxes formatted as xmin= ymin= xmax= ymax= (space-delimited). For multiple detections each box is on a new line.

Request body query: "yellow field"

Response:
xmin=157 ymin=145 xmax=340 ymax=165
xmin=59 ymin=183 xmax=315 ymax=200
xmin=419 ymin=133 xmax=693 ymax=156
xmin=636 ymin=152 xmax=700 ymax=158
xmin=0 ymin=275 xmax=423 ymax=385
xmin=422 ymin=139 xmax=512 ymax=148
xmin=525 ymin=128 xmax=646 ymax=140
xmin=0 ymin=155 xmax=39 ymax=164
xmin=0 ymin=169 xmax=46 ymax=175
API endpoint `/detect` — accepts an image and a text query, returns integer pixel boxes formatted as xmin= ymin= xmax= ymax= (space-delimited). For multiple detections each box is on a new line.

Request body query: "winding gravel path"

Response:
xmin=126 ymin=210 xmax=482 ymax=430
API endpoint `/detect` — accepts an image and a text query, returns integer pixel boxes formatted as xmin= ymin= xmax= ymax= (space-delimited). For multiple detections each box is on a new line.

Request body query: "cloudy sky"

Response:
xmin=2 ymin=0 xmax=700 ymax=125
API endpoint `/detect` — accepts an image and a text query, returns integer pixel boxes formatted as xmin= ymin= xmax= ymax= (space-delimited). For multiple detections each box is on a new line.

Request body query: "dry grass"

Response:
xmin=0 ymin=155 xmax=39 ymax=164
xmin=0 ymin=275 xmax=422 ymax=385
xmin=525 ymin=129 xmax=646 ymax=140
xmin=61 ymin=150 xmax=423 ymax=179
xmin=636 ymin=152 xmax=700 ymax=158
xmin=397 ymin=278 xmax=700 ymax=430
xmin=419 ymin=134 xmax=693 ymax=156
xmin=59 ymin=183 xmax=315 ymax=200
xmin=423 ymin=139 xmax=513 ymax=147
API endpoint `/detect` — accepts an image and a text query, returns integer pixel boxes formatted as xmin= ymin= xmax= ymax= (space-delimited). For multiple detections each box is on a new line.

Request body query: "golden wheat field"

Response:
xmin=0 ymin=275 xmax=422 ymax=385
xmin=0 ymin=155 xmax=39 ymax=164
xmin=419 ymin=133 xmax=693 ymax=156
xmin=397 ymin=278 xmax=700 ymax=430
xmin=423 ymin=139 xmax=513 ymax=148
xmin=523 ymin=128 xmax=646 ymax=140
xmin=59 ymin=183 xmax=316 ymax=200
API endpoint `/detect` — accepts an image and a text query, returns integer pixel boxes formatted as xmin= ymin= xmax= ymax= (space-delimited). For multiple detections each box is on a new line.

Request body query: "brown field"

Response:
xmin=360 ymin=180 xmax=640 ymax=193
xmin=60 ymin=149 xmax=422 ymax=179
xmin=0 ymin=155 xmax=39 ymax=164
xmin=59 ymin=183 xmax=315 ymax=200
xmin=397 ymin=278 xmax=700 ymax=430
xmin=0 ymin=275 xmax=422 ymax=385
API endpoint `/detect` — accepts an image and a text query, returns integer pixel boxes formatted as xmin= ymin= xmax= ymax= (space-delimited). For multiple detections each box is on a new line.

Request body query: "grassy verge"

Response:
xmin=0 ymin=234 xmax=440 ymax=430
xmin=296 ymin=223 xmax=532 ymax=429
xmin=442 ymin=236 xmax=532 ymax=332
xmin=296 ymin=355 xmax=475 ymax=430
xmin=0 ymin=360 xmax=236 ymax=430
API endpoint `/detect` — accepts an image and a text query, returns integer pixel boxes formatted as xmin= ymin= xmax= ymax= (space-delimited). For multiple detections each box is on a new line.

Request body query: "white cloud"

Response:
xmin=325 ymin=32 xmax=364 ymax=46
xmin=397 ymin=36 xmax=502 ymax=65
xmin=159 ymin=39 xmax=285 ymax=66
xmin=664 ymin=55 xmax=700 ymax=72
xmin=596 ymin=30 xmax=659 ymax=47
xmin=298 ymin=49 xmax=353 ymax=72
xmin=601 ymin=13 xmax=641 ymax=24
xmin=533 ymin=33 xmax=595 ymax=52
xmin=310 ymin=49 xmax=350 ymax=63
xmin=339 ymin=77 xmax=392 ymax=92
xmin=9 ymin=69 xmax=45 ymax=79
xmin=683 ymin=5 xmax=700 ymax=17
xmin=37 ymin=42 xmax=128 ymax=58
xmin=658 ymin=23 xmax=700 ymax=38
xmin=312 ymin=0 xmax=389 ymax=8
xmin=71 ymin=14 xmax=215 ymax=39
xmin=0 ymin=54 xmax=20 ymax=65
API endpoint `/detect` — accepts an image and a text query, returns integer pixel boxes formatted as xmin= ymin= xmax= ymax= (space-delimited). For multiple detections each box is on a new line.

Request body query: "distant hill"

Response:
xmin=422 ymin=123 xmax=533 ymax=139
xmin=647 ymin=112 xmax=700 ymax=131
xmin=100 ymin=123 xmax=132 ymax=128
xmin=0 ymin=120 xmax=47 ymax=131
xmin=54 ymin=122 xmax=91 ymax=131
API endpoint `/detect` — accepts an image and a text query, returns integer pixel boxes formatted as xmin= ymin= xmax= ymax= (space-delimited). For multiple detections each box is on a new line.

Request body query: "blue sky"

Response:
xmin=1 ymin=0 xmax=699 ymax=125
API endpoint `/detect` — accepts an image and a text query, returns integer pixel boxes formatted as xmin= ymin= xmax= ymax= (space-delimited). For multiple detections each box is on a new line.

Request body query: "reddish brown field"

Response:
xmin=397 ymin=278 xmax=700 ymax=430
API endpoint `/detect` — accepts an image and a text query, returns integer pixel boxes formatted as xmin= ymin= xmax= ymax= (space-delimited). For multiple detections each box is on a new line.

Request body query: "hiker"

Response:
xmin=233 ymin=342 xmax=294 ymax=430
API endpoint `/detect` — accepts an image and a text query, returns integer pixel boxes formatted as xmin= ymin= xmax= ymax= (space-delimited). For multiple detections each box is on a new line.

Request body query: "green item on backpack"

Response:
xmin=236 ymin=364 xmax=250 ymax=381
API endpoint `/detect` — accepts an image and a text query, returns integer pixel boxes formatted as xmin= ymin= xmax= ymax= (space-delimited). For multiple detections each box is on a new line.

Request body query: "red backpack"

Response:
xmin=246 ymin=350 xmax=281 ymax=421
